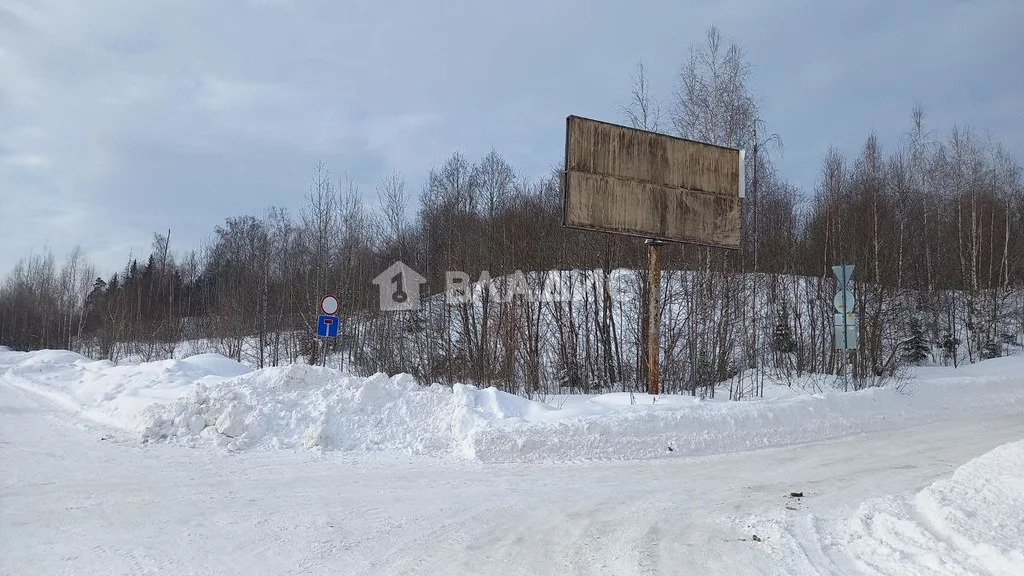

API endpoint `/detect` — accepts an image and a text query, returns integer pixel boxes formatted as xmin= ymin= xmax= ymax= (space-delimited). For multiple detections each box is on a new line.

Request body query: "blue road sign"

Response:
xmin=317 ymin=314 xmax=339 ymax=338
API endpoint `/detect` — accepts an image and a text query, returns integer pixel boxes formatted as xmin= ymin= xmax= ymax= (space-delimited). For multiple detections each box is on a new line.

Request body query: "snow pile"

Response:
xmin=467 ymin=362 xmax=1024 ymax=461
xmin=0 ymin=348 xmax=555 ymax=457
xmin=138 ymin=356 xmax=1024 ymax=461
xmin=140 ymin=365 xmax=551 ymax=455
xmin=746 ymin=439 xmax=1024 ymax=576
xmin=0 ymin=349 xmax=249 ymax=430
xmin=837 ymin=440 xmax=1024 ymax=576
xmin=3 ymin=347 xmax=1024 ymax=462
xmin=584 ymin=392 xmax=703 ymax=407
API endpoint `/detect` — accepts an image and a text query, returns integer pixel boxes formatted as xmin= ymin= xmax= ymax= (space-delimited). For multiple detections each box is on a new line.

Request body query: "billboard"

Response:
xmin=563 ymin=115 xmax=743 ymax=249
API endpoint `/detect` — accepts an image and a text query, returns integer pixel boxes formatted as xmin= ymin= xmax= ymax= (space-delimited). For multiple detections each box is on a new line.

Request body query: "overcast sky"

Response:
xmin=2 ymin=0 xmax=1022 ymax=276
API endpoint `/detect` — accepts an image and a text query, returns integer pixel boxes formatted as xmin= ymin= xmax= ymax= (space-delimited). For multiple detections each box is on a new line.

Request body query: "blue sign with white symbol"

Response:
xmin=317 ymin=314 xmax=339 ymax=338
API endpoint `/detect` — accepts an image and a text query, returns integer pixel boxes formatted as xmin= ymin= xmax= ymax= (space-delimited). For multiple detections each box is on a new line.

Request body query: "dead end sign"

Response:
xmin=317 ymin=314 xmax=339 ymax=338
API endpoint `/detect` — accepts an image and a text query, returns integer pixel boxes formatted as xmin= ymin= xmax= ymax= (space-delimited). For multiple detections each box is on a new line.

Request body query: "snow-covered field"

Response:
xmin=2 ymin=347 xmax=1023 ymax=575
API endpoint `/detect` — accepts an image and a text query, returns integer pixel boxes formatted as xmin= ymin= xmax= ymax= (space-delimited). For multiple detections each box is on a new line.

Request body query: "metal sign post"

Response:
xmin=832 ymin=265 xmax=857 ymax=389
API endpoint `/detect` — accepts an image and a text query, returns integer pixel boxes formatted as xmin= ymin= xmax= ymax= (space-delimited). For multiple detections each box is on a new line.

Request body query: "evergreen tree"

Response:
xmin=980 ymin=340 xmax=1001 ymax=360
xmin=940 ymin=332 xmax=960 ymax=365
xmin=772 ymin=318 xmax=796 ymax=354
xmin=902 ymin=319 xmax=930 ymax=364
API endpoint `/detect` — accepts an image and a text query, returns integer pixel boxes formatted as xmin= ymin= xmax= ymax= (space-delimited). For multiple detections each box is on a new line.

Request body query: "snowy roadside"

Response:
xmin=746 ymin=439 xmax=1024 ymax=576
xmin=1 ymin=348 xmax=1022 ymax=463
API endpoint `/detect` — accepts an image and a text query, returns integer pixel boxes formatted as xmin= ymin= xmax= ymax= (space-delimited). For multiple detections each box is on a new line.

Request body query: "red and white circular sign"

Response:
xmin=320 ymin=294 xmax=339 ymax=315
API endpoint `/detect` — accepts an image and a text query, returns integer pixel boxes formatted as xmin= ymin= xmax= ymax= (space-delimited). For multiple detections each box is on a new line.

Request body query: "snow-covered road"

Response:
xmin=3 ymin=381 xmax=1022 ymax=575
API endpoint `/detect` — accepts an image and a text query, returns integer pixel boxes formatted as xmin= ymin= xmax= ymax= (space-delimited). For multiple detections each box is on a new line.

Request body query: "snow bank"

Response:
xmin=2 ymin=347 xmax=1023 ymax=462
xmin=746 ymin=439 xmax=1024 ymax=576
xmin=837 ymin=440 xmax=1024 ymax=576
xmin=465 ymin=359 xmax=1024 ymax=461
xmin=146 ymin=357 xmax=1023 ymax=461
xmin=137 ymin=363 xmax=1023 ymax=461
xmin=0 ymin=348 xmax=551 ymax=457
xmin=0 ymin=349 xmax=250 ymax=430
xmin=139 ymin=365 xmax=549 ymax=455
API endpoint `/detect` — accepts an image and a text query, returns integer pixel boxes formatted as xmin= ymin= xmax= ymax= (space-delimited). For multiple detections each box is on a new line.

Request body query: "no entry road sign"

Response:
xmin=320 ymin=294 xmax=340 ymax=315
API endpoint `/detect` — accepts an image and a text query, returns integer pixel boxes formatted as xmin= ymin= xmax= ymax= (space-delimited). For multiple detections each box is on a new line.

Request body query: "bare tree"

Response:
xmin=622 ymin=61 xmax=661 ymax=132
xmin=672 ymin=26 xmax=757 ymax=149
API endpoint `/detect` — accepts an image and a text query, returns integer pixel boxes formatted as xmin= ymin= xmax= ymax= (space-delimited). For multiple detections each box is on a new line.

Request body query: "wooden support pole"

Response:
xmin=647 ymin=239 xmax=663 ymax=396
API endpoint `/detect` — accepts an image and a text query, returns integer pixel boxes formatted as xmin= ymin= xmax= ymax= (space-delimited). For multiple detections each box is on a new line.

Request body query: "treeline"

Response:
xmin=2 ymin=28 xmax=1022 ymax=397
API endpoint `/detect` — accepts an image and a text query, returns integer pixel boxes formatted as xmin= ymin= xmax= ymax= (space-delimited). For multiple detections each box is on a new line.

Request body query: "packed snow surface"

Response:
xmin=4 ymin=379 xmax=1023 ymax=576
xmin=1 ymin=348 xmax=1022 ymax=462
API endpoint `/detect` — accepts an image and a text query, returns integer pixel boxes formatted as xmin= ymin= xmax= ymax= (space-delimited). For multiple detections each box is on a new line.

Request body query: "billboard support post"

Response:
xmin=647 ymin=239 xmax=664 ymax=396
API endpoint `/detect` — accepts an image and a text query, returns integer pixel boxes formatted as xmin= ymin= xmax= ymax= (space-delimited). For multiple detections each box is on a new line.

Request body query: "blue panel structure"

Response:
xmin=317 ymin=315 xmax=339 ymax=338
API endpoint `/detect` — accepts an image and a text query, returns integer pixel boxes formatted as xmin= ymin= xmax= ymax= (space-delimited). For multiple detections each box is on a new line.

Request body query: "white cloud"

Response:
xmin=2 ymin=153 xmax=48 ymax=168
